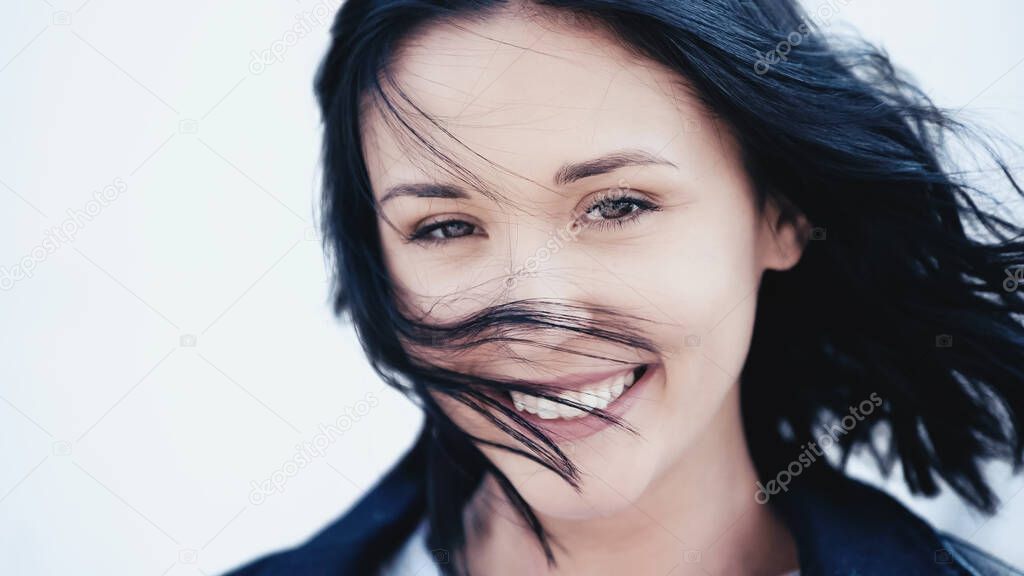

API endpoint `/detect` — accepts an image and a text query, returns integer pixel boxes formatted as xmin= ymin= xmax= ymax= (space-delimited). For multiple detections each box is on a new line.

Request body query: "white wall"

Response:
xmin=1 ymin=1 xmax=1021 ymax=573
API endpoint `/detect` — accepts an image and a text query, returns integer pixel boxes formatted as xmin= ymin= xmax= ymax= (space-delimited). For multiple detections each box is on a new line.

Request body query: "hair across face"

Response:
xmin=315 ymin=0 xmax=1024 ymax=572
xmin=361 ymin=5 xmax=806 ymax=521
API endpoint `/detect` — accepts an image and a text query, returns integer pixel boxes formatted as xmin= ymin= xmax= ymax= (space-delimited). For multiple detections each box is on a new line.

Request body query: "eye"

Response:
xmin=408 ymin=218 xmax=480 ymax=245
xmin=406 ymin=193 xmax=660 ymax=247
xmin=579 ymin=193 xmax=660 ymax=229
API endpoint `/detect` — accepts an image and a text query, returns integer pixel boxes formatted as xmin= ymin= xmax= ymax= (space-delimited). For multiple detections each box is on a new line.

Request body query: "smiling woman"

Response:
xmin=224 ymin=1 xmax=1024 ymax=575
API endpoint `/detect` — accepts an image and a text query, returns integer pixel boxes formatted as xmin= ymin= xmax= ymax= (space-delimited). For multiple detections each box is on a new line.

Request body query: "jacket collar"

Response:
xmin=256 ymin=423 xmax=968 ymax=575
xmin=767 ymin=462 xmax=965 ymax=575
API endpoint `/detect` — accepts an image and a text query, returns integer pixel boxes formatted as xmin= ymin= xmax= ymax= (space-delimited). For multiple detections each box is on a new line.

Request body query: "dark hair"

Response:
xmin=313 ymin=1 xmax=1024 ymax=574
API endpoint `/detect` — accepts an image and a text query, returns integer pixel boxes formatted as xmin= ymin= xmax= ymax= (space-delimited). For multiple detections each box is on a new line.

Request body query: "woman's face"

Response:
xmin=362 ymin=11 xmax=806 ymax=520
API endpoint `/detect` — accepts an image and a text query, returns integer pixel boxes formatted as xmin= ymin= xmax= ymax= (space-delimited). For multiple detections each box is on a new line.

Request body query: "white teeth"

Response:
xmin=536 ymin=397 xmax=558 ymax=419
xmin=555 ymin=390 xmax=586 ymax=418
xmin=509 ymin=367 xmax=641 ymax=420
xmin=579 ymin=389 xmax=605 ymax=409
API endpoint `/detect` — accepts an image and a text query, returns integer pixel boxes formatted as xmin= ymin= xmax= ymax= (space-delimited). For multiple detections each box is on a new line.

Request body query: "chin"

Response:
xmin=517 ymin=453 xmax=663 ymax=520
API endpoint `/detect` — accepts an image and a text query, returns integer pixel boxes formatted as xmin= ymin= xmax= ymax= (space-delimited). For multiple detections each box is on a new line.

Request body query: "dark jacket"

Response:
xmin=224 ymin=424 xmax=1023 ymax=576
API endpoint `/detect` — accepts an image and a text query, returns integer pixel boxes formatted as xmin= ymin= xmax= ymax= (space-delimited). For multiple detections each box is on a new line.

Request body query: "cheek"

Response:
xmin=607 ymin=194 xmax=764 ymax=358
xmin=429 ymin=392 xmax=491 ymax=435
xmin=380 ymin=231 xmax=513 ymax=322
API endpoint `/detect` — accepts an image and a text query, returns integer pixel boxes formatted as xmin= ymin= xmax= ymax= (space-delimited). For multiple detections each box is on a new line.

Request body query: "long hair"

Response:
xmin=312 ymin=1 xmax=1024 ymax=574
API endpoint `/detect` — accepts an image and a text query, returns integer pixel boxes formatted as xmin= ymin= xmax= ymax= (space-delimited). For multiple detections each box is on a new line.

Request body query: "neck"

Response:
xmin=462 ymin=385 xmax=799 ymax=575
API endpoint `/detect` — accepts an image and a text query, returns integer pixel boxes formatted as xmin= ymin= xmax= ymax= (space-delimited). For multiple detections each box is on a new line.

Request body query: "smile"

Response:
xmin=509 ymin=364 xmax=650 ymax=420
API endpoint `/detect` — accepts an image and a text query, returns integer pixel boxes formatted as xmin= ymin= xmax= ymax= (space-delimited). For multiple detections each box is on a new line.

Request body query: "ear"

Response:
xmin=761 ymin=195 xmax=810 ymax=272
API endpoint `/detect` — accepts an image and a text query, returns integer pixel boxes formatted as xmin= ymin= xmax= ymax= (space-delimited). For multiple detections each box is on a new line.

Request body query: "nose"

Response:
xmin=501 ymin=222 xmax=593 ymax=305
xmin=493 ymin=224 xmax=602 ymax=359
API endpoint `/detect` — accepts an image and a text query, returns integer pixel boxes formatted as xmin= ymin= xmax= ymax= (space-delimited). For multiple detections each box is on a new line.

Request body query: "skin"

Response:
xmin=362 ymin=5 xmax=808 ymax=575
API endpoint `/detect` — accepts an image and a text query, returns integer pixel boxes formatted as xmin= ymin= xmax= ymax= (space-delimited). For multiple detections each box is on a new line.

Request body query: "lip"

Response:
xmin=528 ymin=364 xmax=638 ymax=387
xmin=493 ymin=363 xmax=659 ymax=442
xmin=521 ymin=365 xmax=641 ymax=391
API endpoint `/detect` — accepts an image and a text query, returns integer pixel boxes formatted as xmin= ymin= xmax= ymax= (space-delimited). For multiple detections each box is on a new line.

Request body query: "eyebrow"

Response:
xmin=378 ymin=148 xmax=677 ymax=204
xmin=553 ymin=149 xmax=677 ymax=186
xmin=379 ymin=183 xmax=470 ymax=205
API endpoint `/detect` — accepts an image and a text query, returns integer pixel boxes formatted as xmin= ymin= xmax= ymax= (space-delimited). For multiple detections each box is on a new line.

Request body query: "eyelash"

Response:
xmin=407 ymin=193 xmax=661 ymax=246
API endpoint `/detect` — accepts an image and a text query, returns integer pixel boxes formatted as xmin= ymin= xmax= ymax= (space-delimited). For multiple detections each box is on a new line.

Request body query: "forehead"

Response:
xmin=361 ymin=9 xmax=708 ymax=196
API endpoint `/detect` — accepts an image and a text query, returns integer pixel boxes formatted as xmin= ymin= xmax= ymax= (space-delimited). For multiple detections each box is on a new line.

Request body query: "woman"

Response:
xmin=227 ymin=0 xmax=1024 ymax=574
